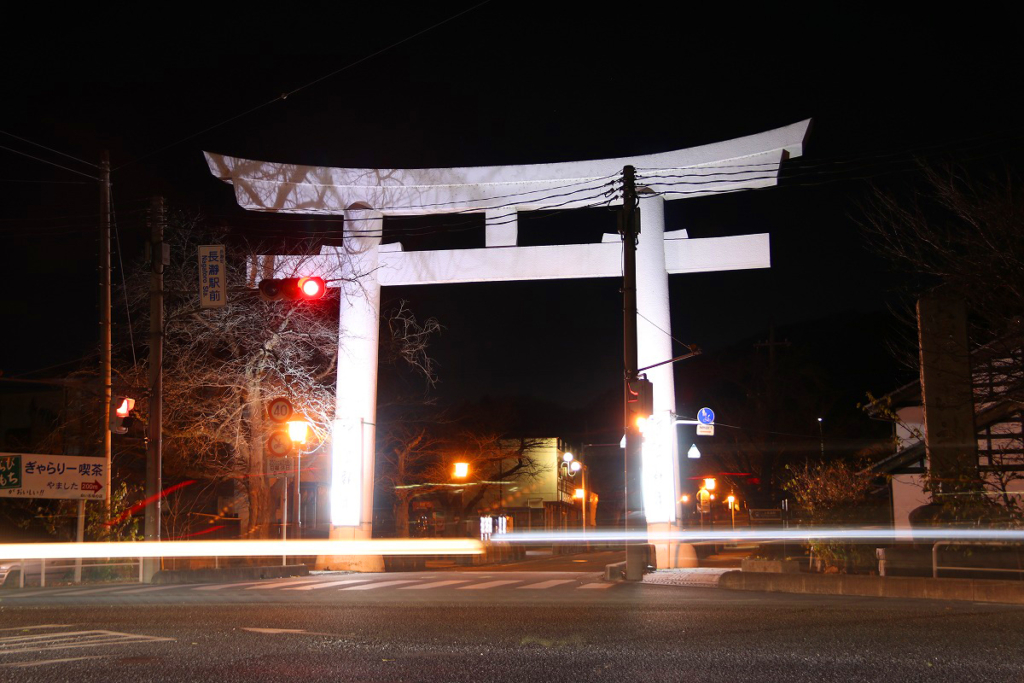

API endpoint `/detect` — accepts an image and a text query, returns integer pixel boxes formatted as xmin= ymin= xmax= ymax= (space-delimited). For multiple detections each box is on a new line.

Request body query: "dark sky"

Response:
xmin=2 ymin=4 xmax=1021 ymax=440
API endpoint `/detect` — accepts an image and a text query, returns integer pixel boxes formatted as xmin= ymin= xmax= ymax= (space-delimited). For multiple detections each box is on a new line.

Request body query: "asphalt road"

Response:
xmin=2 ymin=571 xmax=1023 ymax=682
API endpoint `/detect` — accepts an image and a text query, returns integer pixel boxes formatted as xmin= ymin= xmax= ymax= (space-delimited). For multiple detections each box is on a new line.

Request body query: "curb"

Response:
xmin=718 ymin=570 xmax=1024 ymax=605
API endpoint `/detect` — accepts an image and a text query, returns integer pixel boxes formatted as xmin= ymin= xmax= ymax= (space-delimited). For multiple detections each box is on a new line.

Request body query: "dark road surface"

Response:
xmin=2 ymin=571 xmax=1023 ymax=682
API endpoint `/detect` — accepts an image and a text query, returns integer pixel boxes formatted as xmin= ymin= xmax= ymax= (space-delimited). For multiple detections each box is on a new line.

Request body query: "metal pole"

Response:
xmin=143 ymin=197 xmax=165 ymax=583
xmin=99 ymin=152 xmax=112 ymax=520
xmin=294 ymin=453 xmax=302 ymax=540
xmin=621 ymin=165 xmax=648 ymax=581
xmin=74 ymin=499 xmax=85 ymax=583
xmin=282 ymin=477 xmax=288 ymax=566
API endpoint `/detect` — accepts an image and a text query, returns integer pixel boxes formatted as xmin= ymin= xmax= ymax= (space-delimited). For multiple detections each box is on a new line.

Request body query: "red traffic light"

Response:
xmin=297 ymin=277 xmax=325 ymax=299
xmin=115 ymin=397 xmax=135 ymax=418
xmin=110 ymin=396 xmax=136 ymax=434
xmin=258 ymin=277 xmax=326 ymax=301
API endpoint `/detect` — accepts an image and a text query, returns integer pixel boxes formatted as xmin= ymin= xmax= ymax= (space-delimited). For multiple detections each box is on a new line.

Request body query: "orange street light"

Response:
xmin=453 ymin=462 xmax=469 ymax=478
xmin=287 ymin=420 xmax=309 ymax=444
xmin=574 ymin=488 xmax=585 ymax=499
xmin=704 ymin=477 xmax=716 ymax=491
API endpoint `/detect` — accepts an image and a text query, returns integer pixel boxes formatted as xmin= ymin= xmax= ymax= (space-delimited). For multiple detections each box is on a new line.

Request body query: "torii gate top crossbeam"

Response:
xmin=204 ymin=120 xmax=809 ymax=215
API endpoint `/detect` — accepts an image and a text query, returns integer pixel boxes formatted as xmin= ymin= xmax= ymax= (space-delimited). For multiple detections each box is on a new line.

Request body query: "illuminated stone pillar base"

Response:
xmin=648 ymin=522 xmax=698 ymax=569
xmin=315 ymin=524 xmax=385 ymax=572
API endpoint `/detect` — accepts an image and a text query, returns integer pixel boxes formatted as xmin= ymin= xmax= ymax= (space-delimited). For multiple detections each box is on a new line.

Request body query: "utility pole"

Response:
xmin=621 ymin=165 xmax=648 ymax=581
xmin=99 ymin=151 xmax=112 ymax=519
xmin=143 ymin=196 xmax=166 ymax=583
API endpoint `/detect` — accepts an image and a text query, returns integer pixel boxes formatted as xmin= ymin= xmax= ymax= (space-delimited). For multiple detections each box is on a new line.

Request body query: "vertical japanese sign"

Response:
xmin=330 ymin=418 xmax=363 ymax=527
xmin=641 ymin=411 xmax=677 ymax=524
xmin=0 ymin=453 xmax=108 ymax=500
xmin=198 ymin=245 xmax=227 ymax=309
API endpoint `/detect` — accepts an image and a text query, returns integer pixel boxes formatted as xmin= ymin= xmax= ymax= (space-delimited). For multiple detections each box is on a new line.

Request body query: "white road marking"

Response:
xmin=0 ymin=625 xmax=72 ymax=632
xmin=341 ymin=580 xmax=422 ymax=590
xmin=517 ymin=580 xmax=575 ymax=590
xmin=0 ymin=629 xmax=174 ymax=655
xmin=1 ymin=655 xmax=103 ymax=668
xmin=56 ymin=585 xmax=136 ymax=595
xmin=119 ymin=584 xmax=200 ymax=594
xmin=193 ymin=581 xmax=267 ymax=591
xmin=0 ymin=590 xmax=80 ymax=599
xmin=284 ymin=579 xmax=371 ymax=591
xmin=245 ymin=578 xmax=324 ymax=590
xmin=578 ymin=582 xmax=614 ymax=589
xmin=458 ymin=580 xmax=521 ymax=590
xmin=399 ymin=580 xmax=472 ymax=590
xmin=241 ymin=628 xmax=307 ymax=634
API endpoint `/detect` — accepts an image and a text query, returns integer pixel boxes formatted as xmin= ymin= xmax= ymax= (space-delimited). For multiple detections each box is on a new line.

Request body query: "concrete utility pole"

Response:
xmin=143 ymin=197 xmax=166 ymax=583
xmin=621 ymin=165 xmax=648 ymax=581
xmin=99 ymin=151 xmax=112 ymax=519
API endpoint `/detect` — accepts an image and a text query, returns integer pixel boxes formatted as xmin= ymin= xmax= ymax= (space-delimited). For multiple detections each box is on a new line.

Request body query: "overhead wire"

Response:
xmin=0 ymin=143 xmax=101 ymax=181
xmin=113 ymin=2 xmax=493 ymax=173
xmin=0 ymin=129 xmax=101 ymax=169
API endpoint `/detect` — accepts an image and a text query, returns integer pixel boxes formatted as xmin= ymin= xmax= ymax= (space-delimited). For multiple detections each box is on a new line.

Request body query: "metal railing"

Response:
xmin=932 ymin=541 xmax=1024 ymax=579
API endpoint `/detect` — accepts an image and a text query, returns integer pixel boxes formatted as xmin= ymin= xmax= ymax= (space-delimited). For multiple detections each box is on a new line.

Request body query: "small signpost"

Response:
xmin=267 ymin=397 xmax=293 ymax=424
xmin=0 ymin=453 xmax=108 ymax=500
xmin=198 ymin=245 xmax=227 ymax=309
xmin=696 ymin=407 xmax=715 ymax=436
xmin=267 ymin=431 xmax=293 ymax=458
xmin=748 ymin=508 xmax=783 ymax=523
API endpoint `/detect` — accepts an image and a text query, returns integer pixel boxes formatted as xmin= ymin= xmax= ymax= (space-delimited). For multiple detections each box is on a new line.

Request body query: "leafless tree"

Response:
xmin=116 ymin=212 xmax=438 ymax=538
xmin=859 ymin=161 xmax=1024 ymax=400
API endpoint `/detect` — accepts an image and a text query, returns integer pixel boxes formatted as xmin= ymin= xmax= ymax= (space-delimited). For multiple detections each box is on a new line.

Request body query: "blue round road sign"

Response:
xmin=697 ymin=407 xmax=715 ymax=425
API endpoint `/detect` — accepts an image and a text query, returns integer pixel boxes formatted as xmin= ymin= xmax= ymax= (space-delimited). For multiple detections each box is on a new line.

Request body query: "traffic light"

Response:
xmin=626 ymin=377 xmax=653 ymax=428
xmin=110 ymin=396 xmax=136 ymax=434
xmin=258 ymin=277 xmax=326 ymax=301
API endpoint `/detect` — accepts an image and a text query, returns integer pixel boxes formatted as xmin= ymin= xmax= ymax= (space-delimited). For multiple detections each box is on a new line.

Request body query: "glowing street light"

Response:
xmin=562 ymin=452 xmax=574 ymax=463
xmin=570 ymin=460 xmax=581 ymax=473
xmin=287 ymin=420 xmax=309 ymax=444
xmin=704 ymin=477 xmax=716 ymax=491
xmin=453 ymin=462 xmax=469 ymax=478
xmin=727 ymin=494 xmax=737 ymax=529
xmin=574 ymin=488 xmax=585 ymax=499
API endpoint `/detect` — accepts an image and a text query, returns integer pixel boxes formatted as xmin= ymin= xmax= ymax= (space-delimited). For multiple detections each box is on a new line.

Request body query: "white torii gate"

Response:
xmin=205 ymin=119 xmax=810 ymax=569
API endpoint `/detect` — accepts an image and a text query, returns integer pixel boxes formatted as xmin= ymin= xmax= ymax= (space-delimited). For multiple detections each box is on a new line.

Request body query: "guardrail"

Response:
xmin=12 ymin=557 xmax=143 ymax=588
xmin=932 ymin=541 xmax=1024 ymax=579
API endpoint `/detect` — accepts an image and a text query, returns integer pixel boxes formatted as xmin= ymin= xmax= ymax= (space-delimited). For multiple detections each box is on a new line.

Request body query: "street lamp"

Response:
xmin=282 ymin=419 xmax=310 ymax=561
xmin=727 ymin=494 xmax=736 ymax=529
xmin=704 ymin=477 xmax=716 ymax=491
xmin=817 ymin=418 xmax=825 ymax=463
xmin=453 ymin=462 xmax=469 ymax=478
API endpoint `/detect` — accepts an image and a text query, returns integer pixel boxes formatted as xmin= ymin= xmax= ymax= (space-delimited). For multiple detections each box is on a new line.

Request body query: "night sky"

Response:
xmin=3 ymin=4 xmax=1021 ymax=453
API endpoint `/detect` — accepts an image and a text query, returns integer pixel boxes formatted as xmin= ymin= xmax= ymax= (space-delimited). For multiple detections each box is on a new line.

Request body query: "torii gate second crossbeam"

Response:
xmin=205 ymin=119 xmax=810 ymax=569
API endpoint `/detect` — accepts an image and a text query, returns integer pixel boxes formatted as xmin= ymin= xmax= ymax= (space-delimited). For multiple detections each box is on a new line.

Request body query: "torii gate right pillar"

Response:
xmin=637 ymin=195 xmax=697 ymax=568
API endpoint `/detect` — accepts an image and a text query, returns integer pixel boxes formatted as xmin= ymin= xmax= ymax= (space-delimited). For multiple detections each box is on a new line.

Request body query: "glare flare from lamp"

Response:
xmin=287 ymin=420 xmax=309 ymax=444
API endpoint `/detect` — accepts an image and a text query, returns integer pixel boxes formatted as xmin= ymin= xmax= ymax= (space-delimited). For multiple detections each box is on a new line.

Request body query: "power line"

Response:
xmin=0 ymin=129 xmax=101 ymax=169
xmin=114 ymin=2 xmax=493 ymax=173
xmin=0 ymin=143 xmax=100 ymax=181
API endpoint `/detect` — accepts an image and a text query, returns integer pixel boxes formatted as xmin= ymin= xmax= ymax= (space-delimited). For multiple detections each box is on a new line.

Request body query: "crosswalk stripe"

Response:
xmin=458 ymin=580 xmax=521 ymax=590
xmin=245 ymin=578 xmax=323 ymax=590
xmin=341 ymin=580 xmax=422 ymax=591
xmin=119 ymin=584 xmax=199 ymax=594
xmin=284 ymin=579 xmax=371 ymax=591
xmin=56 ymin=585 xmax=133 ymax=595
xmin=517 ymin=579 xmax=575 ymax=590
xmin=193 ymin=581 xmax=266 ymax=591
xmin=399 ymin=580 xmax=471 ymax=590
xmin=577 ymin=582 xmax=614 ymax=589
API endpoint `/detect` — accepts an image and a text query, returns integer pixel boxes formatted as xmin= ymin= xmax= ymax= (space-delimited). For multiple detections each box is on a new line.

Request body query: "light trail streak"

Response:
xmin=0 ymin=538 xmax=484 ymax=561
xmin=495 ymin=527 xmax=1024 ymax=544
